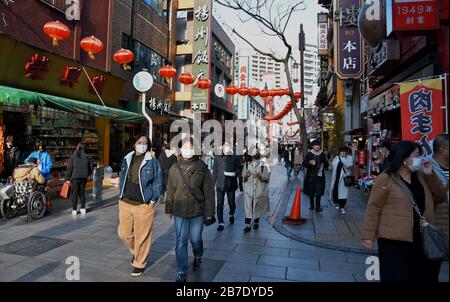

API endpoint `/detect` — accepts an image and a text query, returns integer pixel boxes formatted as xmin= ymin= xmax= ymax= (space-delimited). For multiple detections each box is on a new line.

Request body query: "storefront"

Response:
xmin=0 ymin=34 xmax=143 ymax=192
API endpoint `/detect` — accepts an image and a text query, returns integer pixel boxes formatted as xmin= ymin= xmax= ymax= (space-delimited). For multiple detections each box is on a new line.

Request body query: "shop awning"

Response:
xmin=0 ymin=85 xmax=145 ymax=122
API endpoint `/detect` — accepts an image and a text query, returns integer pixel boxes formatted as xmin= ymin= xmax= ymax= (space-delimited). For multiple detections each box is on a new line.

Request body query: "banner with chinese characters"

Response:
xmin=333 ymin=0 xmax=364 ymax=79
xmin=318 ymin=13 xmax=329 ymax=56
xmin=388 ymin=0 xmax=439 ymax=33
xmin=400 ymin=78 xmax=445 ymax=156
xmin=191 ymin=0 xmax=212 ymax=113
xmin=237 ymin=56 xmax=249 ymax=120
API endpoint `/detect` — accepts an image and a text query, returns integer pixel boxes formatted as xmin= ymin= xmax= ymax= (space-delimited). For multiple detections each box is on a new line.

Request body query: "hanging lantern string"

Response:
xmin=82 ymin=66 xmax=107 ymax=109
xmin=394 ymin=73 xmax=448 ymax=85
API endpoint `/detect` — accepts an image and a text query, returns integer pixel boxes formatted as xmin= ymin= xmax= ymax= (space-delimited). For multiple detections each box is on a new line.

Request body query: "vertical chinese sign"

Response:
xmin=333 ymin=0 xmax=364 ymax=79
xmin=318 ymin=13 xmax=329 ymax=56
xmin=387 ymin=0 xmax=439 ymax=34
xmin=237 ymin=56 xmax=249 ymax=120
xmin=191 ymin=0 xmax=212 ymax=113
xmin=400 ymin=78 xmax=445 ymax=156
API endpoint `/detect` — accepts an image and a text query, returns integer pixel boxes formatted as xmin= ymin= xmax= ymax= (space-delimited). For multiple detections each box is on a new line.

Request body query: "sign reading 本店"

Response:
xmin=388 ymin=0 xmax=439 ymax=34
xmin=333 ymin=0 xmax=364 ymax=79
xmin=237 ymin=56 xmax=249 ymax=120
xmin=318 ymin=13 xmax=329 ymax=56
xmin=191 ymin=0 xmax=212 ymax=113
xmin=400 ymin=78 xmax=445 ymax=156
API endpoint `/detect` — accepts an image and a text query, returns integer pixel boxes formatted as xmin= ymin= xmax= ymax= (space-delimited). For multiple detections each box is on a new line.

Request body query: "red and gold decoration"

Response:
xmin=294 ymin=92 xmax=302 ymax=100
xmin=179 ymin=72 xmax=195 ymax=85
xmin=226 ymin=85 xmax=239 ymax=95
xmin=238 ymin=87 xmax=250 ymax=96
xmin=249 ymin=88 xmax=260 ymax=97
xmin=197 ymin=78 xmax=212 ymax=90
xmin=260 ymin=89 xmax=270 ymax=98
xmin=113 ymin=49 xmax=134 ymax=70
xmin=80 ymin=35 xmax=103 ymax=60
xmin=43 ymin=21 xmax=70 ymax=46
xmin=159 ymin=65 xmax=177 ymax=79
xmin=264 ymin=100 xmax=294 ymax=121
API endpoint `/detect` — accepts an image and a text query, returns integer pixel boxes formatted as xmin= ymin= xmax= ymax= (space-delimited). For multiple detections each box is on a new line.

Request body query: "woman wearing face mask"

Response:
xmin=242 ymin=145 xmax=270 ymax=233
xmin=362 ymin=141 xmax=447 ymax=282
xmin=330 ymin=146 xmax=354 ymax=214
xmin=3 ymin=136 xmax=20 ymax=179
xmin=165 ymin=138 xmax=215 ymax=282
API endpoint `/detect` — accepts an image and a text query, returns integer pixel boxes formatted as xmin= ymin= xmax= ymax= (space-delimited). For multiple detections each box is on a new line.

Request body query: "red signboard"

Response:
xmin=400 ymin=78 xmax=445 ymax=156
xmin=392 ymin=0 xmax=440 ymax=31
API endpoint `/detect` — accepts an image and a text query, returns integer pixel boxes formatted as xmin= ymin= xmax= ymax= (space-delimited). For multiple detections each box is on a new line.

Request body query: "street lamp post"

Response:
xmin=133 ymin=70 xmax=154 ymax=142
xmin=299 ymin=24 xmax=305 ymax=118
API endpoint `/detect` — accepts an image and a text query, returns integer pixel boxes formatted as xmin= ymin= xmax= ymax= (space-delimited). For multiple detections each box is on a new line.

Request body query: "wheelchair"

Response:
xmin=0 ymin=178 xmax=48 ymax=221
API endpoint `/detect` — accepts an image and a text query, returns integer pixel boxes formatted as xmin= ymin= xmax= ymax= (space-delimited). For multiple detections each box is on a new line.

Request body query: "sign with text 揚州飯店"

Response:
xmin=318 ymin=13 xmax=329 ymax=56
xmin=387 ymin=0 xmax=440 ymax=35
xmin=191 ymin=0 xmax=212 ymax=114
xmin=333 ymin=0 xmax=364 ymax=80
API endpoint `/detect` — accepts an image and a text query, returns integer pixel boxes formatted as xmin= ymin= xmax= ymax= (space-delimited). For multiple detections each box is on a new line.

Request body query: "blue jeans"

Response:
xmin=174 ymin=216 xmax=204 ymax=275
xmin=286 ymin=164 xmax=293 ymax=178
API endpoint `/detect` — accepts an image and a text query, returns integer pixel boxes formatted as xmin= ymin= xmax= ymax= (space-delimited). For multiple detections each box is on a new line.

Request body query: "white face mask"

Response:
xmin=224 ymin=146 xmax=232 ymax=155
xmin=181 ymin=148 xmax=194 ymax=159
xmin=135 ymin=144 xmax=148 ymax=154
xmin=408 ymin=157 xmax=422 ymax=172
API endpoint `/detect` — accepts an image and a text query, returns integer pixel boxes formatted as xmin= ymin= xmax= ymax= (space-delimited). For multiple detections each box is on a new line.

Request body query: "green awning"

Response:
xmin=0 ymin=85 xmax=145 ymax=123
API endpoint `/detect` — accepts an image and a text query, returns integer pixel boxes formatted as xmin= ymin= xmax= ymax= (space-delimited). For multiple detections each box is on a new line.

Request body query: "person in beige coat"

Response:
xmin=242 ymin=145 xmax=270 ymax=232
xmin=362 ymin=141 xmax=447 ymax=282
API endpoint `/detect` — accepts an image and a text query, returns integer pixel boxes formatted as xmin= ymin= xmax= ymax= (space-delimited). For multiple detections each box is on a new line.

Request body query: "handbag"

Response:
xmin=176 ymin=163 xmax=216 ymax=226
xmin=393 ymin=176 xmax=449 ymax=261
xmin=60 ymin=180 xmax=72 ymax=199
xmin=339 ymin=157 xmax=355 ymax=187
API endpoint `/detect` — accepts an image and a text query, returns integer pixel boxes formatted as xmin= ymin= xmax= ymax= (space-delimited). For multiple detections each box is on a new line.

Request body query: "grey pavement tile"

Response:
xmin=249 ymin=276 xmax=291 ymax=282
xmin=0 ymin=253 xmax=30 ymax=270
xmin=203 ymin=241 xmax=238 ymax=251
xmin=214 ymin=237 xmax=268 ymax=247
xmin=0 ymin=268 xmax=29 ymax=282
xmin=289 ymin=249 xmax=348 ymax=262
xmin=220 ymin=262 xmax=286 ymax=279
xmin=353 ymin=273 xmax=378 ymax=283
xmin=265 ymin=239 xmax=316 ymax=251
xmin=203 ymin=249 xmax=260 ymax=264
xmin=0 ymin=236 xmax=72 ymax=257
xmin=234 ymin=245 xmax=289 ymax=257
xmin=258 ymin=255 xmax=319 ymax=270
xmin=213 ymin=271 xmax=251 ymax=282
xmin=345 ymin=253 xmax=372 ymax=264
xmin=319 ymin=260 xmax=367 ymax=275
xmin=5 ymin=257 xmax=67 ymax=273
xmin=287 ymin=267 xmax=355 ymax=282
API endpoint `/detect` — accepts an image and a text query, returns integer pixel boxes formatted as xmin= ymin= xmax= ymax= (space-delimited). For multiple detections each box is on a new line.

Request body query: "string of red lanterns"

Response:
xmin=113 ymin=49 xmax=134 ymax=70
xmin=80 ymin=35 xmax=103 ymax=60
xmin=43 ymin=21 xmax=70 ymax=46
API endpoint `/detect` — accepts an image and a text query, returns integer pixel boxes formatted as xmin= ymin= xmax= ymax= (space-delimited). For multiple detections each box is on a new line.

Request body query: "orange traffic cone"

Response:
xmin=282 ymin=187 xmax=307 ymax=225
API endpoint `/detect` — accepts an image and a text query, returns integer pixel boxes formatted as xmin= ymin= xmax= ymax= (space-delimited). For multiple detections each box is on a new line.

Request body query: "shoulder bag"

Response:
xmin=339 ymin=157 xmax=355 ymax=187
xmin=393 ymin=176 xmax=449 ymax=261
xmin=176 ymin=162 xmax=216 ymax=226
xmin=60 ymin=179 xmax=72 ymax=199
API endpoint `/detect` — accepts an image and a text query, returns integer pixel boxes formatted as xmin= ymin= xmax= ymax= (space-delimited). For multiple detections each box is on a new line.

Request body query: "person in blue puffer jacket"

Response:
xmin=118 ymin=134 xmax=163 ymax=277
xmin=24 ymin=142 xmax=53 ymax=181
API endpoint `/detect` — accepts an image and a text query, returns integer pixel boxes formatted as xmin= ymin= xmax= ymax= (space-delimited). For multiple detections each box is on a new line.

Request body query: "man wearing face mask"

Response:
xmin=118 ymin=135 xmax=163 ymax=277
xmin=2 ymin=136 xmax=20 ymax=179
xmin=283 ymin=144 xmax=295 ymax=179
xmin=212 ymin=142 xmax=242 ymax=231
xmin=165 ymin=138 xmax=215 ymax=282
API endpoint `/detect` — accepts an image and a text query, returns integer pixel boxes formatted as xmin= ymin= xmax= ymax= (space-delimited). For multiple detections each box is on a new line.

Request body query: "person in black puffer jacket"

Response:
xmin=66 ymin=143 xmax=94 ymax=216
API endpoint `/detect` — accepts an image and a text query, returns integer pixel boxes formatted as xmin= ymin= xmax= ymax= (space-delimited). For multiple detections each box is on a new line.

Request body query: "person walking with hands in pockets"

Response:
xmin=330 ymin=146 xmax=354 ymax=214
xmin=362 ymin=141 xmax=447 ymax=282
xmin=118 ymin=135 xmax=163 ymax=277
xmin=165 ymin=137 xmax=215 ymax=283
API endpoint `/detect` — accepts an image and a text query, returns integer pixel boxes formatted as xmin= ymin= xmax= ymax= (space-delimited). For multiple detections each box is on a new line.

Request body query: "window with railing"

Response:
xmin=142 ymin=0 xmax=170 ymax=23
xmin=40 ymin=0 xmax=68 ymax=13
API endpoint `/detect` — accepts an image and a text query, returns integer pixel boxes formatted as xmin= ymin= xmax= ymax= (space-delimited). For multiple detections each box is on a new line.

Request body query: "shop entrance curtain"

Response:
xmin=0 ymin=85 xmax=144 ymax=123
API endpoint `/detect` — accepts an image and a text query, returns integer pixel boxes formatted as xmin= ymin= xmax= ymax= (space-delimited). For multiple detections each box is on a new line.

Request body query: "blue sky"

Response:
xmin=212 ymin=0 xmax=327 ymax=57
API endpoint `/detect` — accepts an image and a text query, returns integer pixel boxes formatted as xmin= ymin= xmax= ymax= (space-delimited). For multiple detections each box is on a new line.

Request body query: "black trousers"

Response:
xmin=378 ymin=238 xmax=442 ymax=282
xmin=333 ymin=193 xmax=347 ymax=209
xmin=216 ymin=189 xmax=236 ymax=224
xmin=245 ymin=217 xmax=260 ymax=225
xmin=238 ymin=176 xmax=244 ymax=192
xmin=309 ymin=195 xmax=321 ymax=210
xmin=70 ymin=178 xmax=87 ymax=211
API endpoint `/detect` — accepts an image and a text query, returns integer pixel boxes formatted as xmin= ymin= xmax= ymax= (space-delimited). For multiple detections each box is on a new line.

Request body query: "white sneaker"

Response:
xmin=80 ymin=208 xmax=86 ymax=215
xmin=71 ymin=210 xmax=78 ymax=216
xmin=335 ymin=205 xmax=340 ymax=210
xmin=341 ymin=208 xmax=346 ymax=214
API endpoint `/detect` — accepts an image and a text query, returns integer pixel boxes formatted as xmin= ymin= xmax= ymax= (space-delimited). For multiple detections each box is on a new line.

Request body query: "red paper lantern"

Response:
xmin=113 ymin=49 xmax=134 ymax=70
xmin=260 ymin=90 xmax=270 ymax=98
xmin=159 ymin=65 xmax=177 ymax=79
xmin=43 ymin=21 xmax=70 ymax=46
xmin=239 ymin=87 xmax=250 ymax=96
xmin=226 ymin=86 xmax=239 ymax=95
xmin=197 ymin=78 xmax=212 ymax=90
xmin=268 ymin=89 xmax=278 ymax=97
xmin=249 ymin=88 xmax=260 ymax=97
xmin=80 ymin=36 xmax=103 ymax=60
xmin=284 ymin=89 xmax=291 ymax=96
xmin=179 ymin=72 xmax=195 ymax=85
xmin=294 ymin=92 xmax=301 ymax=99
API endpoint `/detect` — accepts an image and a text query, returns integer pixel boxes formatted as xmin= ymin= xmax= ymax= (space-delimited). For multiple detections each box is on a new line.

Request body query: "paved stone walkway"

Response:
xmin=0 ymin=164 xmax=447 ymax=282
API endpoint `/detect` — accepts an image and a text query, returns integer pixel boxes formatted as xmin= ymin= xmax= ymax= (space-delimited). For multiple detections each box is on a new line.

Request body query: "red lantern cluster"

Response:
xmin=287 ymin=121 xmax=299 ymax=126
xmin=260 ymin=90 xmax=270 ymax=98
xmin=197 ymin=78 xmax=212 ymax=90
xmin=238 ymin=87 xmax=250 ymax=96
xmin=43 ymin=21 xmax=70 ymax=46
xmin=226 ymin=85 xmax=239 ymax=95
xmin=249 ymin=88 xmax=260 ymax=97
xmin=294 ymin=92 xmax=302 ymax=100
xmin=264 ymin=100 xmax=294 ymax=121
xmin=113 ymin=49 xmax=134 ymax=70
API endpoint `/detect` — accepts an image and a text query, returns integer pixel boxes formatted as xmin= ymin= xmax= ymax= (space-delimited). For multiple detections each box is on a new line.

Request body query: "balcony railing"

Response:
xmin=41 ymin=0 xmax=68 ymax=13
